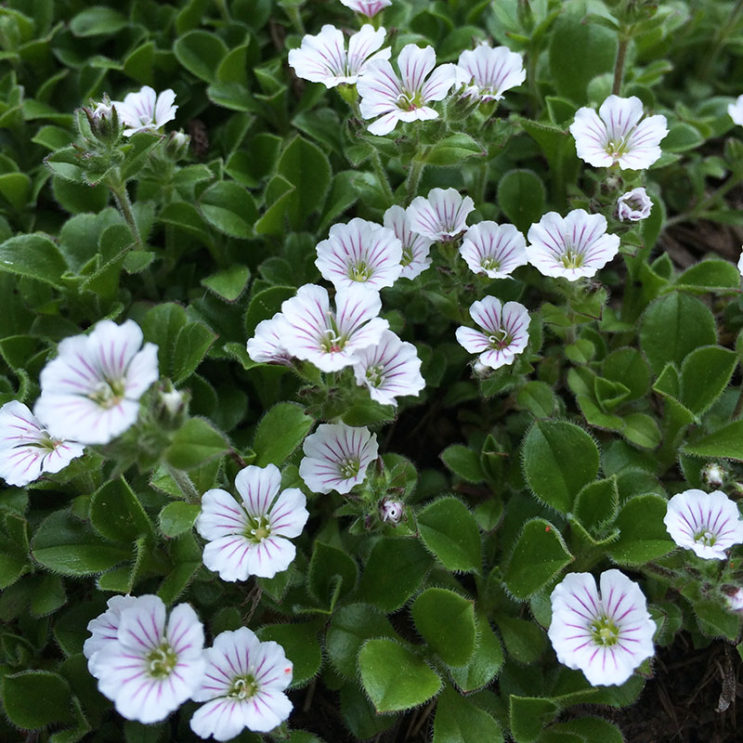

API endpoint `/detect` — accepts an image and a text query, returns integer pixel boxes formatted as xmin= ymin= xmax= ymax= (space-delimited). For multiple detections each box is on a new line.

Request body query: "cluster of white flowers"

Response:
xmin=110 ymin=86 xmax=178 ymax=136
xmin=84 ymin=594 xmax=293 ymax=737
xmin=0 ymin=320 xmax=158 ymax=487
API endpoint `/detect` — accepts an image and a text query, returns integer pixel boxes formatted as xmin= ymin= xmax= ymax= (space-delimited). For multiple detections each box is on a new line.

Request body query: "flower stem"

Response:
xmin=108 ymin=177 xmax=143 ymax=249
xmin=369 ymin=147 xmax=395 ymax=205
xmin=166 ymin=465 xmax=200 ymax=504
xmin=612 ymin=36 xmax=629 ymax=96
xmin=405 ymin=158 xmax=425 ymax=203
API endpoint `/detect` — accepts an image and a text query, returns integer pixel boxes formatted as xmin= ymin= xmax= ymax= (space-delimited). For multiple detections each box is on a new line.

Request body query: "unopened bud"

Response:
xmin=702 ymin=462 xmax=726 ymax=489
xmin=379 ymin=499 xmax=404 ymax=524
xmin=84 ymin=94 xmax=121 ymax=143
xmin=166 ymin=130 xmax=191 ymax=160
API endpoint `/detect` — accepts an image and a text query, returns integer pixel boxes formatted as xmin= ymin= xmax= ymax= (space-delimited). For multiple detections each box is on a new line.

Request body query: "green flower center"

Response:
xmin=228 ymin=675 xmax=258 ymax=700
xmin=590 ymin=615 xmax=620 ymax=647
xmin=488 ymin=328 xmax=512 ymax=350
xmin=560 ymin=248 xmax=584 ymax=269
xmin=397 ymin=90 xmax=424 ymax=111
xmin=365 ymin=364 xmax=384 ymax=388
xmin=401 ymin=246 xmax=414 ymax=267
xmin=349 ymin=261 xmax=372 ymax=282
xmin=146 ymin=644 xmax=178 ymax=678
xmin=89 ymin=379 xmax=126 ymax=409
xmin=481 ymin=257 xmax=500 ymax=271
xmin=244 ymin=516 xmax=271 ymax=544
xmin=606 ymin=136 xmax=630 ymax=159
xmin=339 ymin=457 xmax=361 ymax=479
xmin=694 ymin=529 xmax=716 ymax=547
xmin=322 ymin=316 xmax=346 ymax=354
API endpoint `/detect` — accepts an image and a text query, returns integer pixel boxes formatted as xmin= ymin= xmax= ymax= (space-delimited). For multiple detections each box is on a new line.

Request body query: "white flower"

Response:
xmin=83 ymin=595 xmax=143 ymax=677
xmin=526 ymin=209 xmax=620 ymax=280
xmin=616 ymin=187 xmax=652 ymax=222
xmin=278 ymin=284 xmax=388 ymax=373
xmin=34 ymin=319 xmax=159 ymax=445
xmin=725 ymin=587 xmax=743 ymax=614
xmin=340 ymin=0 xmax=392 ymax=17
xmin=738 ymin=248 xmax=743 ymax=278
xmin=456 ymin=43 xmax=525 ymax=102
xmin=548 ymin=570 xmax=656 ymax=687
xmin=383 ymin=205 xmax=433 ymax=279
xmin=728 ymin=95 xmax=743 ymax=126
xmin=0 ymin=401 xmax=84 ymax=486
xmin=663 ymin=489 xmax=743 ymax=560
xmin=111 ymin=86 xmax=177 ymax=137
xmin=460 ymin=222 xmax=528 ymax=278
xmin=288 ymin=24 xmax=390 ymax=89
xmin=196 ymin=464 xmax=309 ymax=582
xmin=570 ymin=95 xmax=668 ymax=170
xmin=315 ymin=218 xmax=402 ymax=292
xmin=246 ymin=315 xmax=294 ymax=366
xmin=92 ymin=595 xmax=205 ymax=723
xmin=407 ymin=188 xmax=475 ymax=242
xmin=357 ymin=44 xmax=459 ymax=136
xmin=455 ymin=296 xmax=530 ymax=370
xmin=299 ymin=423 xmax=378 ymax=494
xmin=191 ymin=627 xmax=293 ymax=739
xmin=379 ymin=498 xmax=404 ymax=523
xmin=352 ymin=330 xmax=425 ymax=406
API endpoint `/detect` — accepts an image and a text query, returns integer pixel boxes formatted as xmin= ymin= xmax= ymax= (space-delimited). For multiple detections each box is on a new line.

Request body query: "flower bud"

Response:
xmin=379 ymin=498 xmax=404 ymax=524
xmin=702 ymin=462 xmax=726 ymax=489
xmin=616 ymin=187 xmax=653 ymax=222
xmin=165 ymin=130 xmax=191 ymax=160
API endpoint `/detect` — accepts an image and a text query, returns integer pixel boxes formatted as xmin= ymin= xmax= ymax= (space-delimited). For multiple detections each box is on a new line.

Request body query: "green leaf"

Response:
xmin=159 ymin=502 xmax=201 ymax=537
xmin=679 ymin=346 xmax=737 ymax=416
xmin=503 ymin=519 xmax=573 ymax=599
xmin=607 ymin=495 xmax=674 ymax=565
xmin=544 ymin=716 xmax=624 ymax=743
xmin=69 ymin=7 xmax=127 ymax=36
xmin=441 ymin=444 xmax=485 ymax=483
xmin=258 ymin=622 xmax=322 ymax=688
xmin=639 ymin=292 xmax=717 ymax=375
xmin=165 ymin=417 xmax=230 ymax=470
xmin=574 ymin=478 xmax=618 ymax=531
xmin=0 ymin=233 xmax=67 ymax=288
xmin=601 ymin=348 xmax=651 ymax=401
xmin=201 ymin=265 xmax=251 ymax=302
xmin=412 ymin=588 xmax=476 ymax=667
xmin=244 ymin=285 xmax=296 ymax=336
xmin=694 ymin=598 xmax=740 ymax=640
xmin=509 ymin=696 xmax=559 ymax=743
xmin=90 ymin=478 xmax=154 ymax=543
xmin=253 ymin=402 xmax=314 ymax=466
xmin=173 ymin=30 xmax=228 ymax=83
xmin=663 ymin=122 xmax=705 ymax=153
xmin=448 ymin=614 xmax=504 ymax=693
xmin=683 ymin=420 xmax=743 ymax=461
xmin=199 ymin=181 xmax=258 ymax=239
xmin=359 ymin=638 xmax=442 ymax=713
xmin=676 ymin=259 xmax=741 ymax=292
xmin=307 ymin=542 xmax=358 ymax=608
xmin=2 ymin=670 xmax=74 ymax=729
xmin=425 ymin=133 xmax=486 ymax=166
xmin=496 ymin=615 xmax=547 ymax=664
xmin=622 ymin=413 xmax=662 ymax=450
xmin=517 ymin=381 xmax=557 ymax=417
xmin=497 ymin=169 xmax=547 ymax=232
xmin=433 ymin=685 xmax=503 ymax=743
xmin=417 ymin=496 xmax=482 ymax=573
xmin=358 ymin=537 xmax=433 ymax=612
xmin=29 ymin=573 xmax=66 ymax=617
xmin=326 ymin=603 xmax=397 ymax=679
xmin=277 ymin=136 xmax=331 ymax=228
xmin=0 ymin=172 xmax=30 ymax=211
xmin=522 ymin=420 xmax=599 ymax=514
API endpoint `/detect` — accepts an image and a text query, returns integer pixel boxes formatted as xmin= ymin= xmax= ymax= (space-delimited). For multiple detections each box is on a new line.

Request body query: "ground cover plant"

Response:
xmin=3 ymin=0 xmax=743 ymax=740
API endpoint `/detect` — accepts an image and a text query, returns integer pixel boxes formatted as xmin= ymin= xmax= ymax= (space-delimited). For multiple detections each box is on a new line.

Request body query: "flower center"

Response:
xmin=481 ymin=256 xmax=500 ymax=271
xmin=487 ymin=328 xmax=512 ymax=350
xmin=339 ymin=456 xmax=361 ymax=479
xmin=89 ymin=379 xmax=126 ymax=409
xmin=401 ymin=246 xmax=414 ymax=267
xmin=244 ymin=516 xmax=271 ymax=544
xmin=228 ymin=675 xmax=258 ymax=700
xmin=560 ymin=247 xmax=584 ymax=269
xmin=321 ymin=316 xmax=346 ymax=354
xmin=349 ymin=261 xmax=372 ymax=282
xmin=694 ymin=529 xmax=717 ymax=546
xmin=397 ymin=90 xmax=424 ymax=111
xmin=146 ymin=644 xmax=177 ymax=678
xmin=365 ymin=364 xmax=384 ymax=388
xmin=590 ymin=615 xmax=620 ymax=647
xmin=606 ymin=136 xmax=630 ymax=160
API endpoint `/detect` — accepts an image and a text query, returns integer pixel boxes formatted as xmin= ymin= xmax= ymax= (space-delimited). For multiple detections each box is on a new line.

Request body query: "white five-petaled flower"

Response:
xmin=663 ymin=489 xmax=743 ymax=560
xmin=407 ymin=188 xmax=475 ymax=242
xmin=352 ymin=329 xmax=425 ymax=406
xmin=456 ymin=43 xmax=526 ymax=102
xmin=616 ymin=187 xmax=653 ymax=222
xmin=299 ymin=423 xmax=378 ymax=494
xmin=90 ymin=595 xmax=206 ymax=723
xmin=84 ymin=595 xmax=142 ymax=676
xmin=455 ymin=296 xmax=530 ymax=370
xmin=288 ymin=24 xmax=390 ymax=89
xmin=357 ymin=44 xmax=459 ymax=136
xmin=728 ymin=95 xmax=743 ymax=126
xmin=0 ymin=401 xmax=84 ymax=486
xmin=196 ymin=464 xmax=309 ymax=582
xmin=526 ymin=209 xmax=620 ymax=280
xmin=111 ymin=86 xmax=177 ymax=137
xmin=34 ymin=319 xmax=159 ymax=445
xmin=548 ymin=570 xmax=656 ymax=687
xmin=383 ymin=205 xmax=433 ymax=279
xmin=570 ymin=95 xmax=668 ymax=170
xmin=246 ymin=315 xmax=294 ymax=366
xmin=460 ymin=221 xmax=528 ymax=278
xmin=278 ymin=284 xmax=388 ymax=372
xmin=191 ymin=627 xmax=293 ymax=739
xmin=340 ymin=0 xmax=392 ymax=17
xmin=315 ymin=218 xmax=402 ymax=292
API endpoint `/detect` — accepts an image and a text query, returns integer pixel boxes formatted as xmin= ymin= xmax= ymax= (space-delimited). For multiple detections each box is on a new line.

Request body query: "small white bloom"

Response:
xmin=340 ymin=0 xmax=392 ymax=17
xmin=247 ymin=315 xmax=294 ymax=366
xmin=456 ymin=44 xmax=525 ymax=102
xmin=548 ymin=570 xmax=656 ymax=687
xmin=702 ymin=462 xmax=726 ymax=490
xmin=196 ymin=464 xmax=309 ymax=582
xmin=299 ymin=423 xmax=378 ymax=494
xmin=455 ymin=296 xmax=530 ymax=370
xmin=191 ymin=627 xmax=293 ymax=739
xmin=526 ymin=209 xmax=620 ymax=280
xmin=278 ymin=284 xmax=388 ymax=373
xmin=352 ymin=330 xmax=425 ymax=406
xmin=408 ymin=187 xmax=475 ymax=242
xmin=383 ymin=205 xmax=433 ymax=279
xmin=111 ymin=86 xmax=177 ymax=137
xmin=728 ymin=95 xmax=743 ymax=126
xmin=616 ymin=187 xmax=653 ymax=222
xmin=92 ymin=595 xmax=205 ymax=723
xmin=379 ymin=498 xmax=404 ymax=523
xmin=34 ymin=319 xmax=159 ymax=445
xmin=460 ymin=221 xmax=528 ymax=278
xmin=570 ymin=95 xmax=668 ymax=170
xmin=315 ymin=218 xmax=402 ymax=292
xmin=663 ymin=489 xmax=743 ymax=560
xmin=725 ymin=587 xmax=743 ymax=614
xmin=357 ymin=44 xmax=459 ymax=136
xmin=288 ymin=24 xmax=390 ymax=89
xmin=90 ymin=94 xmax=114 ymax=121
xmin=84 ymin=594 xmax=144 ymax=677
xmin=0 ymin=401 xmax=84 ymax=486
